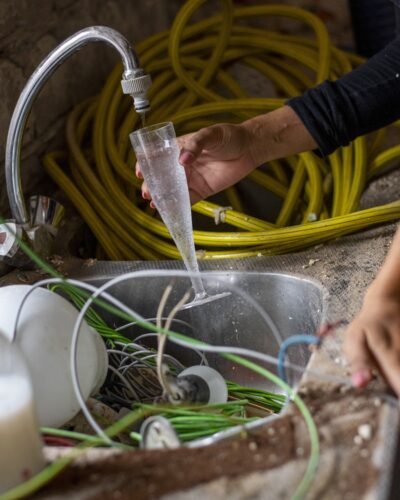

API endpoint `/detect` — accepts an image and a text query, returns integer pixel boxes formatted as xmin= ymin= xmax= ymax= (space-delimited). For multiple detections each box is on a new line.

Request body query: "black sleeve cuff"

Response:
xmin=286 ymin=35 xmax=400 ymax=157
xmin=287 ymin=91 xmax=341 ymax=157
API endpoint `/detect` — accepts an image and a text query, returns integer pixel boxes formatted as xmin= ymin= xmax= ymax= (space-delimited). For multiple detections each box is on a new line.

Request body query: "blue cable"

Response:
xmin=277 ymin=334 xmax=321 ymax=384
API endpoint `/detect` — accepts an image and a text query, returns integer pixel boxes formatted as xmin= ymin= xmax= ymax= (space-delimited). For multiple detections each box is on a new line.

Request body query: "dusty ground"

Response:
xmin=33 ymin=384 xmax=385 ymax=500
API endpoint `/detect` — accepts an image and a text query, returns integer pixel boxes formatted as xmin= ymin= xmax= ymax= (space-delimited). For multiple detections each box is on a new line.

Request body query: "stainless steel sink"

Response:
xmin=82 ymin=271 xmax=325 ymax=393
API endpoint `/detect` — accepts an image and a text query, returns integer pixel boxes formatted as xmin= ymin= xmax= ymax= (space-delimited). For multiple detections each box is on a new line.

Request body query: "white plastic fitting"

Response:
xmin=178 ymin=365 xmax=228 ymax=404
xmin=121 ymin=70 xmax=152 ymax=113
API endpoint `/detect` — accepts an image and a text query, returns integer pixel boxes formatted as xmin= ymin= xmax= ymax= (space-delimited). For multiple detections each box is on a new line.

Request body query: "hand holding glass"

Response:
xmin=130 ymin=122 xmax=229 ymax=308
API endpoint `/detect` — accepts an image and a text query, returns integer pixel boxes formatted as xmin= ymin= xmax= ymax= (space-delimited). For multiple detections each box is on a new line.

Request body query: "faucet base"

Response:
xmin=0 ymin=220 xmax=56 ymax=268
xmin=0 ymin=222 xmax=32 ymax=267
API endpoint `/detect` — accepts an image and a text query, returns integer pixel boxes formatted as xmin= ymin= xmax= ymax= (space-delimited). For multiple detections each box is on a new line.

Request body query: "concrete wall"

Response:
xmin=287 ymin=0 xmax=352 ymax=46
xmin=0 ymin=0 xmax=180 ymax=217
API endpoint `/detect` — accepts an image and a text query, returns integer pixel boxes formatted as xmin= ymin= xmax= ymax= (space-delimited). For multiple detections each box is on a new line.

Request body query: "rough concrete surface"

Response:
xmin=0 ymin=0 xmax=181 ymax=216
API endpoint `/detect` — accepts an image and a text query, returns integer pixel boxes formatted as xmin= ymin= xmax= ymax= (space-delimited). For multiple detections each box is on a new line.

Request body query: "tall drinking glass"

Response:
xmin=130 ymin=122 xmax=206 ymax=299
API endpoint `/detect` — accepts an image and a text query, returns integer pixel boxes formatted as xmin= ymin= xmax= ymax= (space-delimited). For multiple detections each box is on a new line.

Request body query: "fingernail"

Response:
xmin=180 ymin=151 xmax=195 ymax=164
xmin=352 ymin=369 xmax=371 ymax=388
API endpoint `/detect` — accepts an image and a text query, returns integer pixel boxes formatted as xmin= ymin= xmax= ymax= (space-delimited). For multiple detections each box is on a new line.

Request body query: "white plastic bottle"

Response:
xmin=0 ymin=333 xmax=44 ymax=493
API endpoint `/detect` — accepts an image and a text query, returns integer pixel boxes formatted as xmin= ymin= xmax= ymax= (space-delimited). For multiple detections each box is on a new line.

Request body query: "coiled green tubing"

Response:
xmin=43 ymin=0 xmax=400 ymax=260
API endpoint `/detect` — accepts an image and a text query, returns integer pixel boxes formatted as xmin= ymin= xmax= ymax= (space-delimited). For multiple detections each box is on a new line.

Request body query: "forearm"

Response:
xmin=366 ymin=227 xmax=400 ymax=299
xmin=242 ymin=105 xmax=317 ymax=167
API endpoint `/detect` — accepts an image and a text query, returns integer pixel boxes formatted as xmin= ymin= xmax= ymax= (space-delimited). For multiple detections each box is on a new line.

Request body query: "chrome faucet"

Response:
xmin=1 ymin=26 xmax=151 ymax=266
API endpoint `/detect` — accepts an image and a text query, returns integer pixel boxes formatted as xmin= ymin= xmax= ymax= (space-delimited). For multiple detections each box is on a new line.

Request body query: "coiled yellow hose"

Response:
xmin=43 ymin=0 xmax=400 ymax=260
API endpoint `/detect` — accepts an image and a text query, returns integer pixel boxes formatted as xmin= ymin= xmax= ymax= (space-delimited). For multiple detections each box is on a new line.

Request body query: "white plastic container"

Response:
xmin=0 ymin=285 xmax=108 ymax=428
xmin=0 ymin=333 xmax=44 ymax=494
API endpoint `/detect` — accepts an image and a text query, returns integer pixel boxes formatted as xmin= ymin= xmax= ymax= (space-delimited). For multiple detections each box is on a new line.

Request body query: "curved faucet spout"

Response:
xmin=6 ymin=26 xmax=151 ymax=225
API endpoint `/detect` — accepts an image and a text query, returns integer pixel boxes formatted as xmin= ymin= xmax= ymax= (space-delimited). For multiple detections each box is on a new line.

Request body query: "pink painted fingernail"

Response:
xmin=180 ymin=151 xmax=195 ymax=164
xmin=351 ymin=370 xmax=371 ymax=388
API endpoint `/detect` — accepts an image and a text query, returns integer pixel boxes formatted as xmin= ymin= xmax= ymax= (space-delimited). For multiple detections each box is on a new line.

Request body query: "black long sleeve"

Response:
xmin=287 ymin=35 xmax=400 ymax=156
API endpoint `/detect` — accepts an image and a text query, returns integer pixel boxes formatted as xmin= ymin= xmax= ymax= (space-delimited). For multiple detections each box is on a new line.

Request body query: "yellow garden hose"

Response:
xmin=43 ymin=0 xmax=400 ymax=260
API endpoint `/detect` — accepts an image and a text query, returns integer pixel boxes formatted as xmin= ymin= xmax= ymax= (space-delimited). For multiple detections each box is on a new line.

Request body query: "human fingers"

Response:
xmin=135 ymin=161 xmax=143 ymax=179
xmin=366 ymin=325 xmax=400 ymax=396
xmin=141 ymin=180 xmax=150 ymax=200
xmin=179 ymin=125 xmax=225 ymax=166
xmin=140 ymin=181 xmax=155 ymax=209
xmin=343 ymin=325 xmax=374 ymax=388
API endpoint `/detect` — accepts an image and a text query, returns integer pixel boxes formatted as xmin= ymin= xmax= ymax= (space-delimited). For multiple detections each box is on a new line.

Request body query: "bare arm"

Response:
xmin=242 ymin=105 xmax=318 ymax=167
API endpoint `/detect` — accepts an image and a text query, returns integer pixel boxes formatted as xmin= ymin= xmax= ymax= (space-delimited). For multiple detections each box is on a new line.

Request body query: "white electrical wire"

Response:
xmin=116 ymin=317 xmax=194 ymax=333
xmin=11 ymin=270 xmax=352 ymax=446
xmin=107 ymin=365 xmax=140 ymax=400
xmin=157 ymin=286 xmax=192 ymax=403
xmin=133 ymin=333 xmax=209 ymax=366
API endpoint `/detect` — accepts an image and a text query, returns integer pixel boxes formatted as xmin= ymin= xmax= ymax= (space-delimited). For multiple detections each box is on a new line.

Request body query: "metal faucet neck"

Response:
xmin=5 ymin=26 xmax=150 ymax=225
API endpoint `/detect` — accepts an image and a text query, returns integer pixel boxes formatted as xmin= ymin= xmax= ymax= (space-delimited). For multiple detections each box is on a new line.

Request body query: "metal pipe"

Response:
xmin=5 ymin=26 xmax=149 ymax=225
